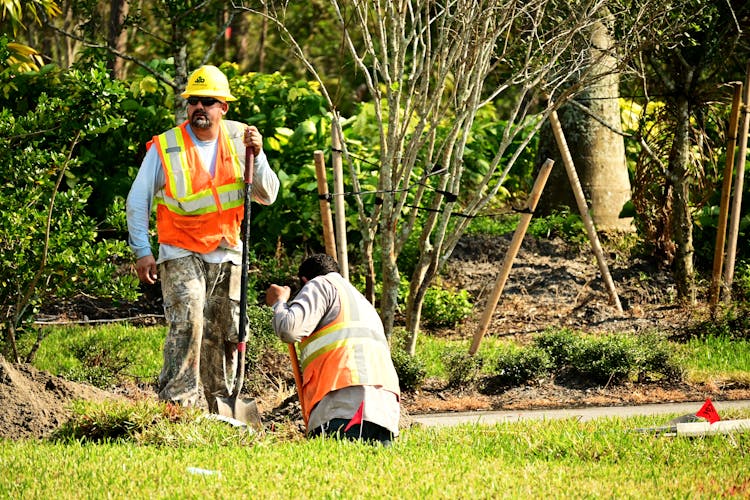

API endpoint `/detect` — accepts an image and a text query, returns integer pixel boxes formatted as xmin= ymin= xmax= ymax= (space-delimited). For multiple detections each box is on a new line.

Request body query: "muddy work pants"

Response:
xmin=157 ymin=255 xmax=242 ymax=412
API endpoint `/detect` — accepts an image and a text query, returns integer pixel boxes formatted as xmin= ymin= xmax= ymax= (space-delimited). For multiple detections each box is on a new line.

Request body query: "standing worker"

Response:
xmin=127 ymin=65 xmax=279 ymax=412
xmin=265 ymin=254 xmax=400 ymax=446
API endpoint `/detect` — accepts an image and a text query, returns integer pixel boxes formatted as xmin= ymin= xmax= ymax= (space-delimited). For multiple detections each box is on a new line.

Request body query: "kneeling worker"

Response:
xmin=265 ymin=254 xmax=400 ymax=445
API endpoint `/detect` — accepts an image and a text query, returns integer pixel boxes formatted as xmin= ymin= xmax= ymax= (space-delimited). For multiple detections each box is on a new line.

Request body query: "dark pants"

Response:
xmin=309 ymin=418 xmax=394 ymax=446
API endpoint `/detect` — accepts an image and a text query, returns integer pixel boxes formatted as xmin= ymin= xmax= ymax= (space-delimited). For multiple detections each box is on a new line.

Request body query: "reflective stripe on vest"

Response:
xmin=153 ymin=121 xmax=244 ymax=215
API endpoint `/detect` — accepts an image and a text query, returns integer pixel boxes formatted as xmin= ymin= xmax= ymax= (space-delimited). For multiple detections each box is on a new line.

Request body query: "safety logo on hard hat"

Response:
xmin=195 ymin=76 xmax=205 ymax=83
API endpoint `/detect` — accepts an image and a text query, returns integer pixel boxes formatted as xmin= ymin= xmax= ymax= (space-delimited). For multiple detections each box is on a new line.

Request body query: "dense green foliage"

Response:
xmin=0 ymin=63 xmax=140 ymax=359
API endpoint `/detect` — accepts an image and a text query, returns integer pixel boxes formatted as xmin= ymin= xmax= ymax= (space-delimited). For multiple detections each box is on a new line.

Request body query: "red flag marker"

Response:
xmin=696 ymin=398 xmax=721 ymax=424
xmin=344 ymin=401 xmax=365 ymax=432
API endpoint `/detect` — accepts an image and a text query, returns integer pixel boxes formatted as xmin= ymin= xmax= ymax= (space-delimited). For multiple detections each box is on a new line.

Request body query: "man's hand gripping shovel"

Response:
xmin=216 ymin=138 xmax=263 ymax=431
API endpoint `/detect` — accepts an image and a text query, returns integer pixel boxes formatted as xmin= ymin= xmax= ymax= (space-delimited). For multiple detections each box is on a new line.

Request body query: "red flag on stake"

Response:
xmin=344 ymin=401 xmax=364 ymax=432
xmin=696 ymin=398 xmax=721 ymax=424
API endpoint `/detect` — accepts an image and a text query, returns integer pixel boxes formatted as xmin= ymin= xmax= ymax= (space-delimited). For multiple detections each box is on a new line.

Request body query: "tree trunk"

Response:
xmin=108 ymin=0 xmax=129 ymax=79
xmin=668 ymin=94 xmax=696 ymax=303
xmin=379 ymin=241 xmax=399 ymax=339
xmin=537 ymin=20 xmax=632 ymax=232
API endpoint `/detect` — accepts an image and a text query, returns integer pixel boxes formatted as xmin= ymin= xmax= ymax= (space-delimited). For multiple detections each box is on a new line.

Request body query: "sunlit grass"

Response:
xmin=2 ymin=410 xmax=750 ymax=498
xmin=680 ymin=335 xmax=750 ymax=385
xmin=32 ymin=324 xmax=165 ymax=383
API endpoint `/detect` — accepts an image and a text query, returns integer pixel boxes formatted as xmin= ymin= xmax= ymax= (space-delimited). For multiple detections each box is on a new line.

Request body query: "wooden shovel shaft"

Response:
xmin=233 ymin=145 xmax=254 ymax=398
xmin=288 ymin=343 xmax=307 ymax=427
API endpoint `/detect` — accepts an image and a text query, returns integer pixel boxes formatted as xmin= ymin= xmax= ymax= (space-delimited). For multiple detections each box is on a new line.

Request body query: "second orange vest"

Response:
xmin=298 ymin=274 xmax=401 ymax=423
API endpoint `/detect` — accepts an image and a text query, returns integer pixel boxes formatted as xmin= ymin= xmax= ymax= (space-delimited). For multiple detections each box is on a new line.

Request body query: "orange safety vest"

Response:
xmin=298 ymin=274 xmax=400 ymax=423
xmin=151 ymin=120 xmax=246 ymax=253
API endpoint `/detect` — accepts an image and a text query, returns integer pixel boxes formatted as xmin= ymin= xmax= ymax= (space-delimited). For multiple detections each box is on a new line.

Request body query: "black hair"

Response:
xmin=298 ymin=254 xmax=340 ymax=281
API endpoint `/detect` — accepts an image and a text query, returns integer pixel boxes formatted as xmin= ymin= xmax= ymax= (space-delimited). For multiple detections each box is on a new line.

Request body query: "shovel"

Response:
xmin=216 ymin=140 xmax=263 ymax=431
xmin=288 ymin=343 xmax=308 ymax=430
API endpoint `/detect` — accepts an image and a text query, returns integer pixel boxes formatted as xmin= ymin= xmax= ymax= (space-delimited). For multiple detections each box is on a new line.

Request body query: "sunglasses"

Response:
xmin=186 ymin=96 xmax=221 ymax=107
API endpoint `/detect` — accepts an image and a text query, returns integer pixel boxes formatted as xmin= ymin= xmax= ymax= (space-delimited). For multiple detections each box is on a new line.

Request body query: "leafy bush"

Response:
xmin=422 ymin=287 xmax=474 ymax=327
xmin=735 ymin=259 xmax=750 ymax=302
xmin=569 ymin=334 xmax=638 ymax=384
xmin=530 ymin=329 xmax=682 ymax=386
xmin=391 ymin=347 xmax=426 ymax=392
xmin=245 ymin=305 xmax=279 ymax=371
xmin=682 ymin=302 xmax=750 ymax=341
xmin=532 ymin=328 xmax=581 ymax=366
xmin=442 ymin=347 xmax=484 ymax=388
xmin=225 ymin=68 xmax=332 ymax=255
xmin=528 ymin=209 xmax=587 ymax=246
xmin=389 ymin=337 xmax=427 ymax=392
xmin=0 ymin=62 xmax=140 ymax=360
xmin=630 ymin=331 xmax=683 ymax=382
xmin=489 ymin=345 xmax=552 ymax=387
xmin=466 ymin=213 xmax=521 ymax=236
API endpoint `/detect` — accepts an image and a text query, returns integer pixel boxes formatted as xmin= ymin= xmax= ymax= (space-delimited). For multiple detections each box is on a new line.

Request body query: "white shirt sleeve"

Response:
xmin=126 ymin=145 xmax=164 ymax=260
xmin=251 ymin=150 xmax=280 ymax=206
xmin=271 ymin=277 xmax=339 ymax=343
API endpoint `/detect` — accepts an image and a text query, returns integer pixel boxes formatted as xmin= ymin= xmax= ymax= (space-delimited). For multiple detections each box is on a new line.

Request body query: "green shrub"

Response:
xmin=734 ymin=259 xmax=750 ymax=302
xmin=682 ymin=302 xmax=750 ymax=341
xmin=532 ymin=329 xmax=682 ymax=385
xmin=532 ymin=328 xmax=581 ymax=366
xmin=390 ymin=345 xmax=427 ymax=392
xmin=630 ymin=331 xmax=684 ymax=382
xmin=246 ymin=305 xmax=278 ymax=369
xmin=442 ymin=348 xmax=484 ymax=388
xmin=528 ymin=209 xmax=587 ymax=246
xmin=0 ymin=63 xmax=140 ymax=359
xmin=465 ymin=213 xmax=521 ymax=236
xmin=422 ymin=287 xmax=474 ymax=327
xmin=567 ymin=333 xmax=681 ymax=385
xmin=490 ymin=345 xmax=552 ymax=387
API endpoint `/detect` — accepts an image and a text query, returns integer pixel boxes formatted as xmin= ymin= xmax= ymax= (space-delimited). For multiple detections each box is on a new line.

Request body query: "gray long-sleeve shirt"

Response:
xmin=126 ymin=120 xmax=279 ymax=264
xmin=272 ymin=273 xmax=400 ymax=435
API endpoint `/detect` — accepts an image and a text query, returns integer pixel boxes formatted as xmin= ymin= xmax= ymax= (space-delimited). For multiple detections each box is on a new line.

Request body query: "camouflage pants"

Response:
xmin=157 ymin=255 xmax=242 ymax=412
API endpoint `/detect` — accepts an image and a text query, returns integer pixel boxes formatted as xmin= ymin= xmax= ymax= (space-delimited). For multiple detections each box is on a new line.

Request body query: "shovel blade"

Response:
xmin=216 ymin=396 xmax=263 ymax=431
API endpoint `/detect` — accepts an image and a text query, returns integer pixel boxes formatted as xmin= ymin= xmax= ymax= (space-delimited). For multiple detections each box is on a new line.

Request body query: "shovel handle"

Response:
xmin=233 ymin=142 xmax=255 ymax=398
xmin=288 ymin=343 xmax=306 ymax=426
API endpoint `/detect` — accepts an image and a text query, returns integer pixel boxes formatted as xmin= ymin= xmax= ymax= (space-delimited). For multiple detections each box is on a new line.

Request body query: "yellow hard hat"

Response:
xmin=181 ymin=65 xmax=236 ymax=101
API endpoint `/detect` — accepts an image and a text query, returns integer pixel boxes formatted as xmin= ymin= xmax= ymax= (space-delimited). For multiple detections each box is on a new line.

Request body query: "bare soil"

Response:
xmin=2 ymin=233 xmax=748 ymax=440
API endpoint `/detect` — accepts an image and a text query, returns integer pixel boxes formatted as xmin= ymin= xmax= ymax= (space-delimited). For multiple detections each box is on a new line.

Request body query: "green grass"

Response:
xmin=407 ymin=334 xmax=512 ymax=379
xmin=2 ymin=411 xmax=750 ymax=498
xmin=4 ymin=324 xmax=750 ymax=497
xmin=32 ymin=324 xmax=165 ymax=384
xmin=681 ymin=335 xmax=750 ymax=384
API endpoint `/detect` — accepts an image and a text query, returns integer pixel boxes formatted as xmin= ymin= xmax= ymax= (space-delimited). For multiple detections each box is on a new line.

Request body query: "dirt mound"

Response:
xmin=0 ymin=355 xmax=122 ymax=440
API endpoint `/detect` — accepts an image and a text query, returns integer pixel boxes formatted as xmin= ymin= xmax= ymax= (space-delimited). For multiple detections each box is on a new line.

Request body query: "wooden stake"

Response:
xmin=469 ymin=159 xmax=555 ymax=355
xmin=709 ymin=82 xmax=743 ymax=306
xmin=332 ymin=122 xmax=349 ymax=279
xmin=549 ymin=109 xmax=623 ymax=312
xmin=314 ymin=150 xmax=337 ymax=259
xmin=724 ymin=61 xmax=750 ymax=300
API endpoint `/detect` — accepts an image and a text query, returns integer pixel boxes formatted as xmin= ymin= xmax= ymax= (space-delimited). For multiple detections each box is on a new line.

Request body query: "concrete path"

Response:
xmin=411 ymin=400 xmax=750 ymax=427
